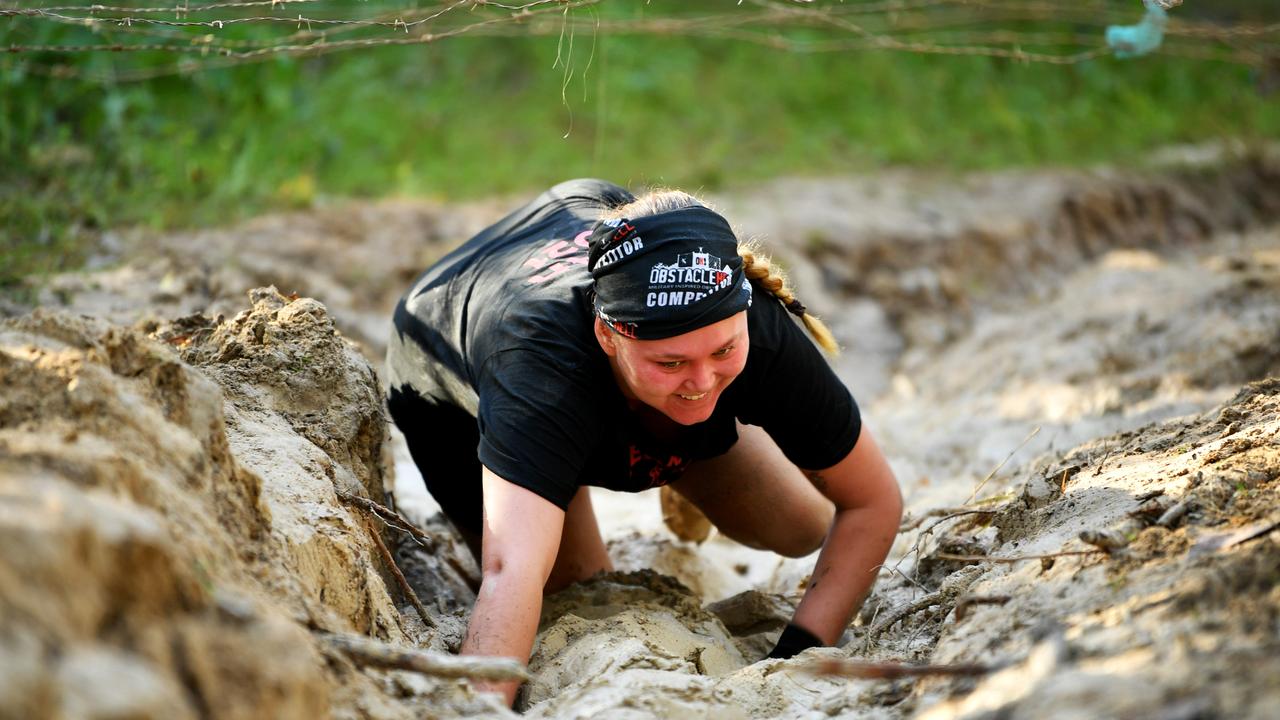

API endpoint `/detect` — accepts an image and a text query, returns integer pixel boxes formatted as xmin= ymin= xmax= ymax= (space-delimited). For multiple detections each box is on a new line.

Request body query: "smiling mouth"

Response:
xmin=676 ymin=392 xmax=708 ymax=401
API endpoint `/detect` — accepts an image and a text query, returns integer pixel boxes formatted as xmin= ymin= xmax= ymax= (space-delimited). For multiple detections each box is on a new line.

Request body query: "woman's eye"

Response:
xmin=660 ymin=361 xmax=683 ymax=370
xmin=713 ymin=345 xmax=734 ymax=357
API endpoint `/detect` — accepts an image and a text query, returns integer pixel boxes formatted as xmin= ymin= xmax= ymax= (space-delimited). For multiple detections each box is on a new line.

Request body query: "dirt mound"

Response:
xmin=0 ymin=289 xmax=508 ymax=719
xmin=905 ymin=378 xmax=1280 ymax=719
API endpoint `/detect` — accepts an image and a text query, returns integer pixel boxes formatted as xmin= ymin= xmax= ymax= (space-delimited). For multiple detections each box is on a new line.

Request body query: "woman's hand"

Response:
xmin=460 ymin=471 xmax=613 ymax=706
xmin=461 ymin=468 xmax=566 ymax=706
xmin=787 ymin=425 xmax=903 ymax=649
xmin=669 ymin=421 xmax=902 ymax=656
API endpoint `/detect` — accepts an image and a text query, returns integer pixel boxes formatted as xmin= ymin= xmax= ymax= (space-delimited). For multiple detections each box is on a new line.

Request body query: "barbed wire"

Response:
xmin=2 ymin=1 xmax=486 ymax=48
xmin=21 ymin=1 xmax=319 ymax=12
xmin=0 ymin=0 xmax=561 ymax=29
xmin=2 ymin=0 xmax=1274 ymax=83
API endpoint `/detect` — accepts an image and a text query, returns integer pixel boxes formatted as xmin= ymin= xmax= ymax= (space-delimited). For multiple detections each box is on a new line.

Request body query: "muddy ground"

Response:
xmin=2 ymin=149 xmax=1278 ymax=719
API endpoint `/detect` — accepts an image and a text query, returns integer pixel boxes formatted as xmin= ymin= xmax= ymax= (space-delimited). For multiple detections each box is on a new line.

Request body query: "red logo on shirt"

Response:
xmin=629 ymin=444 xmax=689 ymax=489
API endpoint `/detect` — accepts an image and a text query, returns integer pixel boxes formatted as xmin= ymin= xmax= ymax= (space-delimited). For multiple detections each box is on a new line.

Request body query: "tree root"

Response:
xmin=802 ymin=658 xmax=995 ymax=680
xmin=322 ymin=633 xmax=528 ymax=682
xmin=864 ymin=565 xmax=985 ymax=649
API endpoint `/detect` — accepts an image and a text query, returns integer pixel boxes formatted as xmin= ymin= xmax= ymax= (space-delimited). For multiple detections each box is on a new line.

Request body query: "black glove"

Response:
xmin=766 ymin=623 xmax=824 ymax=660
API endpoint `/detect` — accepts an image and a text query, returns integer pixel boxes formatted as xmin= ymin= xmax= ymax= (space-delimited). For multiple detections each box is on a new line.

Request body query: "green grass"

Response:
xmin=2 ymin=2 xmax=1278 ymax=289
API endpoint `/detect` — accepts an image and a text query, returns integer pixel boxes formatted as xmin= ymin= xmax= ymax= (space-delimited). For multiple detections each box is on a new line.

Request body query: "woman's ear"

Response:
xmin=593 ymin=317 xmax=618 ymax=357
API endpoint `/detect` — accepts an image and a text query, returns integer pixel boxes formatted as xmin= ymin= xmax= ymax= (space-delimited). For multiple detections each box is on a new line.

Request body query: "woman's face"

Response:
xmin=594 ymin=312 xmax=750 ymax=426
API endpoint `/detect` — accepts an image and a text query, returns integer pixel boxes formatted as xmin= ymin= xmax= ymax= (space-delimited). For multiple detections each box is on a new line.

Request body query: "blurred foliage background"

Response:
xmin=1 ymin=0 xmax=1277 ymax=288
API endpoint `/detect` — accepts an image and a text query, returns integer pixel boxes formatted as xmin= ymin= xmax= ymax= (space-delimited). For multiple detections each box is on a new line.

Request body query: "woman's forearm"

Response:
xmin=791 ymin=503 xmax=900 ymax=645
xmin=461 ymin=568 xmax=546 ymax=706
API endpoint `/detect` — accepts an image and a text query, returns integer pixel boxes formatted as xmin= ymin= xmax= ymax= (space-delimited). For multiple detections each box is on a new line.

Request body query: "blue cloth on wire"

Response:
xmin=1106 ymin=0 xmax=1168 ymax=58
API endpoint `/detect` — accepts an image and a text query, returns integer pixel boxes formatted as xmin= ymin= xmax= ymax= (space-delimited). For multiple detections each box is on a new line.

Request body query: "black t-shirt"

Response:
xmin=390 ymin=179 xmax=860 ymax=510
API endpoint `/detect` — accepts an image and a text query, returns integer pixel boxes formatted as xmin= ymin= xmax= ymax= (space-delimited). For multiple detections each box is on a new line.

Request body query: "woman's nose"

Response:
xmin=684 ymin=362 xmax=716 ymax=392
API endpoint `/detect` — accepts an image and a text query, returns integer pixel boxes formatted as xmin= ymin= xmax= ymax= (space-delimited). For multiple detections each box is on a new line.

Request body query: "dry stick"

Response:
xmin=902 ymin=508 xmax=1000 ymax=582
xmin=954 ymin=594 xmax=1012 ymax=621
xmin=337 ymin=491 xmax=438 ymax=548
xmin=864 ymin=565 xmax=984 ymax=648
xmin=1093 ymin=445 xmax=1113 ymax=476
xmin=803 ymin=658 xmax=995 ymax=680
xmin=364 ymin=517 xmax=436 ymax=630
xmin=896 ymin=489 xmax=1013 ymax=573
xmin=966 ymin=426 xmax=1041 ymax=504
xmin=900 ymin=506 xmax=998 ymax=532
xmin=1156 ymin=498 xmax=1192 ymax=528
xmin=933 ymin=549 xmax=1103 ymax=564
xmin=874 ymin=562 xmax=928 ymax=593
xmin=918 ymin=509 xmax=998 ymax=536
xmin=322 ymin=633 xmax=528 ymax=682
xmin=337 ymin=491 xmax=481 ymax=590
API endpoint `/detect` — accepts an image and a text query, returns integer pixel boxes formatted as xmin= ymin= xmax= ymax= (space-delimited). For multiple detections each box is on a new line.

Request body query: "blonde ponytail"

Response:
xmin=738 ymin=245 xmax=839 ymax=355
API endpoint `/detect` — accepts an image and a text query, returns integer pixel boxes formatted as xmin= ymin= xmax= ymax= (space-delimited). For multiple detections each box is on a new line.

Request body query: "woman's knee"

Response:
xmin=769 ymin=505 xmax=833 ymax=558
xmin=711 ymin=497 xmax=831 ymax=558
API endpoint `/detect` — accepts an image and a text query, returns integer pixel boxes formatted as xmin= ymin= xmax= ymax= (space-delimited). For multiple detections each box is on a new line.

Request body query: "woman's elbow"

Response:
xmin=885 ymin=483 xmax=905 ymax=527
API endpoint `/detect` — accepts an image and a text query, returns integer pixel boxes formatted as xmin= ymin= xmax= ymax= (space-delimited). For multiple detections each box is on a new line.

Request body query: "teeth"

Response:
xmin=678 ymin=392 xmax=707 ymax=401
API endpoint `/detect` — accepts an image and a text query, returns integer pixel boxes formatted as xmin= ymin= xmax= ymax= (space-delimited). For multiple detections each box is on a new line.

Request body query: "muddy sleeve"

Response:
xmin=475 ymin=349 xmax=597 ymax=510
xmin=745 ymin=303 xmax=862 ymax=471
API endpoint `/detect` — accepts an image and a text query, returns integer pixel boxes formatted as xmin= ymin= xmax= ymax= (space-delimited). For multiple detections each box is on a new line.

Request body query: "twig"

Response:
xmin=1156 ymin=498 xmax=1192 ymax=528
xmin=890 ymin=491 xmax=1016 ymax=577
xmin=932 ymin=549 xmax=1103 ymax=564
xmin=873 ymin=562 xmax=928 ymax=593
xmin=864 ymin=565 xmax=984 ymax=648
xmin=966 ymin=426 xmax=1041 ymax=504
xmin=364 ymin=517 xmax=436 ymax=630
xmin=338 ymin=491 xmax=437 ymax=547
xmin=321 ymin=633 xmax=528 ymax=681
xmin=1092 ymin=445 xmax=1113 ymax=477
xmin=918 ymin=509 xmax=997 ymax=536
xmin=802 ymin=658 xmax=995 ymax=679
xmin=900 ymin=507 xmax=998 ymax=532
xmin=903 ymin=509 xmax=1000 ymax=578
xmin=337 ymin=490 xmax=481 ymax=590
xmin=954 ymin=594 xmax=1012 ymax=621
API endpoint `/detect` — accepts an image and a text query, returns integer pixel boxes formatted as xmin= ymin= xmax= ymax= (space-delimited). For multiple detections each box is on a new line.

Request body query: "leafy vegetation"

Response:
xmin=2 ymin=1 xmax=1276 ymax=288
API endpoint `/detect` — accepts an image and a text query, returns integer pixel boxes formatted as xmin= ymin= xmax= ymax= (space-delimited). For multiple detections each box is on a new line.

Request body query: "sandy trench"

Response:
xmin=2 ymin=151 xmax=1279 ymax=719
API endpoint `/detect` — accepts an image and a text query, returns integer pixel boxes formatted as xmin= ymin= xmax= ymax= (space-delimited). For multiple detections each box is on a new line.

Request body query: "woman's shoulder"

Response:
xmin=744 ymin=292 xmax=797 ymax=354
xmin=479 ymin=332 xmax=605 ymax=387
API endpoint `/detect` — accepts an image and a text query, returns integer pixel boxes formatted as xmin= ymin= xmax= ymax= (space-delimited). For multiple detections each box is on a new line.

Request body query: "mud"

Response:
xmin=3 ymin=149 xmax=1279 ymax=718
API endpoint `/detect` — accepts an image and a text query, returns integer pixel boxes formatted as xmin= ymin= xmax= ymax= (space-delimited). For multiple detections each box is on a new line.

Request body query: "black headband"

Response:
xmin=587 ymin=205 xmax=753 ymax=340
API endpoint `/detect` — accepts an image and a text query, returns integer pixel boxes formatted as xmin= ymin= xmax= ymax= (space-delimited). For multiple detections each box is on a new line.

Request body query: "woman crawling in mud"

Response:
xmin=386 ymin=178 xmax=903 ymax=705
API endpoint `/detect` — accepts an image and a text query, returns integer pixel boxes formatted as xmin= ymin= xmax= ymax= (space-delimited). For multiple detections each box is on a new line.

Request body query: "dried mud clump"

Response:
xmin=159 ymin=286 xmax=389 ymax=502
xmin=0 ymin=291 xmax=510 ymax=720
